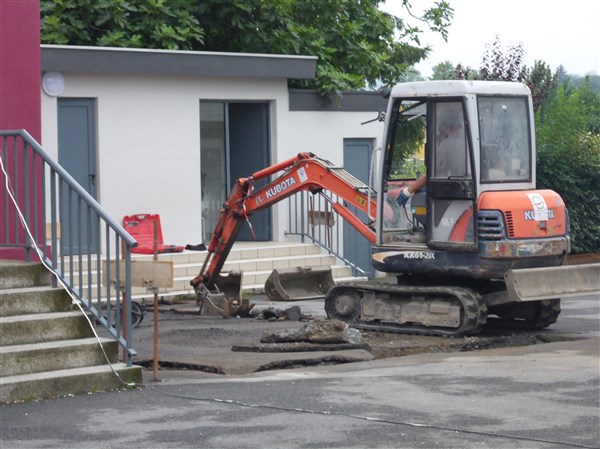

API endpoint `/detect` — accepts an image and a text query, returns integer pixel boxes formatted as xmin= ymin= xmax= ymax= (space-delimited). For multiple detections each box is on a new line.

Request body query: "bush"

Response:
xmin=536 ymin=86 xmax=600 ymax=254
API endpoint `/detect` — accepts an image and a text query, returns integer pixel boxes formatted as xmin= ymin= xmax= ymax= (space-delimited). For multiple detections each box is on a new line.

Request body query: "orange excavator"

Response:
xmin=191 ymin=80 xmax=599 ymax=336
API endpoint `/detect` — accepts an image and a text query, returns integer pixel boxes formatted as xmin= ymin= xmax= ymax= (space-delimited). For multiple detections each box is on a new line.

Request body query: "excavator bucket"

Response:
xmin=504 ymin=263 xmax=600 ymax=302
xmin=264 ymin=266 xmax=336 ymax=301
xmin=195 ymin=271 xmax=255 ymax=317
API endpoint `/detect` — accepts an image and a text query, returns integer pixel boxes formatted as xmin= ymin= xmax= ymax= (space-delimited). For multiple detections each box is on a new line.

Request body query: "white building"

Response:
xmin=40 ymin=45 xmax=385 ymax=266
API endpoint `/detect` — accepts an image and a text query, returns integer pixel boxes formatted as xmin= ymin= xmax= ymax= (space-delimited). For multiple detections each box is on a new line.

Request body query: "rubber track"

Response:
xmin=487 ymin=299 xmax=561 ymax=330
xmin=325 ymin=282 xmax=488 ymax=337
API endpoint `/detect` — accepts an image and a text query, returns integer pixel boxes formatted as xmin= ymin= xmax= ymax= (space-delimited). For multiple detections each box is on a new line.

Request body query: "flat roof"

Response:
xmin=289 ymin=89 xmax=388 ymax=112
xmin=41 ymin=45 xmax=317 ymax=80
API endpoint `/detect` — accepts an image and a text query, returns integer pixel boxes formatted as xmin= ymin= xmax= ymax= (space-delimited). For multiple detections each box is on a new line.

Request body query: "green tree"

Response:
xmin=41 ymin=0 xmax=454 ymax=95
xmin=523 ymin=60 xmax=558 ymax=112
xmin=536 ymin=86 xmax=600 ymax=253
xmin=429 ymin=60 xmax=455 ymax=80
xmin=399 ymin=68 xmax=425 ymax=82
xmin=41 ymin=0 xmax=204 ymax=50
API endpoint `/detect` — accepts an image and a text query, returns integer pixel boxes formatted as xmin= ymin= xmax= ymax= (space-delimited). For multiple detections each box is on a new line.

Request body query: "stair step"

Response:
xmin=68 ymin=257 xmax=344 ymax=298
xmin=59 ymin=242 xmax=323 ymax=271
xmin=0 ymin=286 xmax=71 ymax=317
xmin=63 ymin=253 xmax=337 ymax=285
xmin=0 ymin=260 xmax=51 ymax=289
xmin=0 ymin=363 xmax=142 ymax=403
xmin=1 ymin=337 xmax=118 ymax=377
xmin=0 ymin=311 xmax=93 ymax=346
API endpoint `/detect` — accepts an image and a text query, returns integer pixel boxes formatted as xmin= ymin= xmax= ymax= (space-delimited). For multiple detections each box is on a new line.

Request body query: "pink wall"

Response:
xmin=0 ymin=0 xmax=42 ymax=260
xmin=0 ymin=0 xmax=41 ymax=138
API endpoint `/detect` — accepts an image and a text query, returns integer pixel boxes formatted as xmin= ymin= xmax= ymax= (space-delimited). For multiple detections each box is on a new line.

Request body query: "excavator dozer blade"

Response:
xmin=504 ymin=263 xmax=600 ymax=302
xmin=264 ymin=266 xmax=336 ymax=301
xmin=195 ymin=271 xmax=255 ymax=317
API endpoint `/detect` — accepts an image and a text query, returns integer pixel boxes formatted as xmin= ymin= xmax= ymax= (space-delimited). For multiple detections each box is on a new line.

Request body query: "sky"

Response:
xmin=381 ymin=0 xmax=600 ymax=78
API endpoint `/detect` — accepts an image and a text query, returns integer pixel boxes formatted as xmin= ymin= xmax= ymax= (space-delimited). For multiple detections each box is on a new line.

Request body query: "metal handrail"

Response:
xmin=0 ymin=129 xmax=138 ymax=365
xmin=285 ymin=190 xmax=367 ymax=276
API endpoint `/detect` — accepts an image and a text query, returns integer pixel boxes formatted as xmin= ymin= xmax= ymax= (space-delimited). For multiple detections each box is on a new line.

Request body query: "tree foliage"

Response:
xmin=522 ymin=61 xmax=557 ymax=112
xmin=430 ymin=60 xmax=455 ymax=80
xmin=536 ymin=90 xmax=600 ymax=254
xmin=40 ymin=0 xmax=454 ymax=95
xmin=478 ymin=36 xmax=525 ymax=82
xmin=41 ymin=0 xmax=204 ymax=50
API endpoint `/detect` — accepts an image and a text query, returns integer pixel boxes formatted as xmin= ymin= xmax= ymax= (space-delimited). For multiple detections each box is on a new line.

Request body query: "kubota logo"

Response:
xmin=524 ymin=209 xmax=555 ymax=221
xmin=265 ymin=176 xmax=297 ymax=199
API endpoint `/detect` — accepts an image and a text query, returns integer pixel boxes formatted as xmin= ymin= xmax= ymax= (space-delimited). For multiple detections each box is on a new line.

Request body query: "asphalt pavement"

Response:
xmin=1 ymin=294 xmax=598 ymax=449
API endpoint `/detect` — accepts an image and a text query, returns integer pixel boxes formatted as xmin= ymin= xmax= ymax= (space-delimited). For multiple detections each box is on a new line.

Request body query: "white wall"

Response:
xmin=42 ymin=73 xmax=289 ymax=246
xmin=275 ymin=110 xmax=384 ymax=240
xmin=41 ymin=72 xmax=384 ymax=246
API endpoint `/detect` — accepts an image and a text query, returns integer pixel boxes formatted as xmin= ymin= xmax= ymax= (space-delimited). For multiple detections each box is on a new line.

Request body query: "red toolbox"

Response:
xmin=123 ymin=214 xmax=184 ymax=254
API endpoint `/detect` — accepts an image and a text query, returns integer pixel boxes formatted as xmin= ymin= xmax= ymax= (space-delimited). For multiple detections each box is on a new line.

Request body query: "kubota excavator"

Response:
xmin=191 ymin=80 xmax=599 ymax=336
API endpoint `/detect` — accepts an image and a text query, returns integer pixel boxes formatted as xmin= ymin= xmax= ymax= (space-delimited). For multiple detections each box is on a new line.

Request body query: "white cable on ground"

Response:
xmin=0 ymin=152 xmax=136 ymax=387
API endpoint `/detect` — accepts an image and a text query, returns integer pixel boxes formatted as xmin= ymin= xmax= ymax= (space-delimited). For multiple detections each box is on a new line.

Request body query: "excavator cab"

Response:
xmin=373 ymin=81 xmax=554 ymax=280
xmin=324 ymin=81 xmax=595 ymax=336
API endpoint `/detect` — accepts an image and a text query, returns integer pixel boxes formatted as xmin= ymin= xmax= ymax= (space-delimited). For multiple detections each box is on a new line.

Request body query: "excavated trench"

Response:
xmin=131 ymin=256 xmax=597 ymax=375
xmin=132 ymin=312 xmax=583 ymax=375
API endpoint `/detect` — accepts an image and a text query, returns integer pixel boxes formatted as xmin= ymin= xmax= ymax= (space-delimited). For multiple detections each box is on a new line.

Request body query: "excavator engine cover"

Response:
xmin=264 ymin=266 xmax=336 ymax=301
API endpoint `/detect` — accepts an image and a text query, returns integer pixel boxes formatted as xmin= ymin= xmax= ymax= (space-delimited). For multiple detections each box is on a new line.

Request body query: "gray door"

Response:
xmin=200 ymin=101 xmax=271 ymax=242
xmin=229 ymin=102 xmax=271 ymax=241
xmin=343 ymin=138 xmax=373 ymax=275
xmin=57 ymin=98 xmax=98 ymax=254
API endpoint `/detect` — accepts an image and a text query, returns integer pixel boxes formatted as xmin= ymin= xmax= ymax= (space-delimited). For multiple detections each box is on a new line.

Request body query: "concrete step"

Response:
xmin=63 ymin=253 xmax=338 ymax=287
xmin=0 ymin=363 xmax=142 ymax=403
xmin=0 ymin=261 xmax=142 ymax=403
xmin=0 ymin=311 xmax=93 ymax=346
xmin=1 ymin=337 xmax=118 ymax=377
xmin=0 ymin=260 xmax=51 ymax=289
xmin=0 ymin=286 xmax=72 ymax=317
xmin=67 ymin=258 xmax=345 ymax=299
xmin=58 ymin=242 xmax=323 ymax=271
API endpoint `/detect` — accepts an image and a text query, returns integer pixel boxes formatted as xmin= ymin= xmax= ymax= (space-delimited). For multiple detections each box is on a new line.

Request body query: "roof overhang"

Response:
xmin=289 ymin=89 xmax=388 ymax=112
xmin=41 ymin=45 xmax=317 ymax=80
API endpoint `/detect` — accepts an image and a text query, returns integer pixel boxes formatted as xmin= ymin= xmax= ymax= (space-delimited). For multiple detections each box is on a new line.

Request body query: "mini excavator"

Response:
xmin=191 ymin=81 xmax=599 ymax=336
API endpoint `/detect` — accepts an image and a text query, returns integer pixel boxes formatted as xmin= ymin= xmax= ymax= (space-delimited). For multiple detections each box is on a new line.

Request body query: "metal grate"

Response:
xmin=505 ymin=210 xmax=515 ymax=237
xmin=477 ymin=210 xmax=505 ymax=241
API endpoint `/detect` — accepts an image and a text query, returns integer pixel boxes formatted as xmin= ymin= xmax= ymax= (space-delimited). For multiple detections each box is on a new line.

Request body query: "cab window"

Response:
xmin=478 ymin=96 xmax=531 ymax=183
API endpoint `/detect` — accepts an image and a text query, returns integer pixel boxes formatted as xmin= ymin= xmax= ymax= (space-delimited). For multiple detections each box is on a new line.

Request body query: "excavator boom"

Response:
xmin=191 ymin=152 xmax=377 ymax=315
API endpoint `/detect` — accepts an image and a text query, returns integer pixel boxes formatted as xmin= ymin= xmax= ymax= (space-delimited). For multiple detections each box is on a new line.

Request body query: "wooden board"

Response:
xmin=102 ymin=260 xmax=174 ymax=288
xmin=46 ymin=222 xmax=61 ymax=240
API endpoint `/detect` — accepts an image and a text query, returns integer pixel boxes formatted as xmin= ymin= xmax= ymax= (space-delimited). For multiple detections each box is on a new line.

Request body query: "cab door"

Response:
xmin=426 ymin=99 xmax=477 ymax=249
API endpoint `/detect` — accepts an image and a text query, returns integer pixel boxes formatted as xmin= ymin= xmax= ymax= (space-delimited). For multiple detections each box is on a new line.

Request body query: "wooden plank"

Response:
xmin=102 ymin=260 xmax=174 ymax=288
xmin=46 ymin=222 xmax=61 ymax=240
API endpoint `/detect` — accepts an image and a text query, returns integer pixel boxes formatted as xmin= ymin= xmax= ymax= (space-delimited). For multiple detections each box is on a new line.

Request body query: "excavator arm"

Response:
xmin=191 ymin=152 xmax=377 ymax=315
